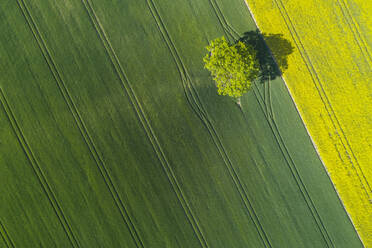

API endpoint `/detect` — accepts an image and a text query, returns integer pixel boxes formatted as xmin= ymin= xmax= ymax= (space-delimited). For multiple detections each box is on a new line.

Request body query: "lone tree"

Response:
xmin=203 ymin=36 xmax=259 ymax=101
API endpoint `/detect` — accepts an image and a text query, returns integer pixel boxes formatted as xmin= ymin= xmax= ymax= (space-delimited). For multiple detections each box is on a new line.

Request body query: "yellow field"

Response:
xmin=245 ymin=0 xmax=372 ymax=245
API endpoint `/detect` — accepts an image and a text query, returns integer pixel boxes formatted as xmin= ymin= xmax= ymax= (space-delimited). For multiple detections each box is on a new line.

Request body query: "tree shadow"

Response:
xmin=238 ymin=29 xmax=294 ymax=83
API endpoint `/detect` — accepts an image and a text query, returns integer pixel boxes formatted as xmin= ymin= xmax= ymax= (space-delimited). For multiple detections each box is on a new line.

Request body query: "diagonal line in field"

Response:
xmin=146 ymin=0 xmax=273 ymax=247
xmin=244 ymin=2 xmax=334 ymax=247
xmin=272 ymin=0 xmax=371 ymax=199
xmin=212 ymin=1 xmax=339 ymax=247
xmin=251 ymin=85 xmax=335 ymax=248
xmin=0 ymin=88 xmax=80 ymax=248
xmin=210 ymin=0 xmax=241 ymax=36
xmin=80 ymin=0 xmax=209 ymax=247
xmin=204 ymin=0 xmax=231 ymax=41
xmin=205 ymin=0 xmax=241 ymax=43
xmin=336 ymin=0 xmax=372 ymax=67
xmin=245 ymin=0 xmax=370 ymax=246
xmin=0 ymin=220 xmax=15 ymax=248
xmin=14 ymin=1 xmax=144 ymax=247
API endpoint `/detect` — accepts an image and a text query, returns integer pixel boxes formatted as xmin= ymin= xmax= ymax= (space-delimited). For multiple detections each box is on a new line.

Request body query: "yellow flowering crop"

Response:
xmin=245 ymin=0 xmax=371 ymax=245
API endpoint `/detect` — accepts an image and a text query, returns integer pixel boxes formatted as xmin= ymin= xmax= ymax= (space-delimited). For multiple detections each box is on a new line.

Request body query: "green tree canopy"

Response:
xmin=203 ymin=37 xmax=259 ymax=98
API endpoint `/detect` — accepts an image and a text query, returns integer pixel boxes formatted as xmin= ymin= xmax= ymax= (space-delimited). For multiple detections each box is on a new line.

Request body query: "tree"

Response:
xmin=203 ymin=36 xmax=259 ymax=99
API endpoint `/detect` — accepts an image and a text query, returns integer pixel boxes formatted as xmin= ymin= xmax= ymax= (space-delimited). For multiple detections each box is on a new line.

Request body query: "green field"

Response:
xmin=0 ymin=0 xmax=362 ymax=247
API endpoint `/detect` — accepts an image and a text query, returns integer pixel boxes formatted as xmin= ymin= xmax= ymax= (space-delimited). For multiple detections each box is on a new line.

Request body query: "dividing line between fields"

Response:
xmin=242 ymin=2 xmax=335 ymax=247
xmin=146 ymin=0 xmax=273 ymax=247
xmin=80 ymin=0 xmax=210 ymax=247
xmin=14 ymin=1 xmax=145 ymax=248
xmin=244 ymin=0 xmax=364 ymax=245
xmin=208 ymin=0 xmax=339 ymax=247
xmin=252 ymin=85 xmax=336 ymax=248
xmin=0 ymin=88 xmax=80 ymax=248
xmin=0 ymin=220 xmax=15 ymax=248
xmin=271 ymin=0 xmax=371 ymax=200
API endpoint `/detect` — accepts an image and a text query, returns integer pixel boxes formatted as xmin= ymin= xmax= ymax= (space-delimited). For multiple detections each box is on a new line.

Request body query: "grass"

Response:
xmin=245 ymin=0 xmax=372 ymax=245
xmin=0 ymin=0 xmax=363 ymax=247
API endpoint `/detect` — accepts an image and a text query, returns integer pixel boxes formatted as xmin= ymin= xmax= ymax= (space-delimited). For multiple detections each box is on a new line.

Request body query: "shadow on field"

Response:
xmin=238 ymin=29 xmax=294 ymax=83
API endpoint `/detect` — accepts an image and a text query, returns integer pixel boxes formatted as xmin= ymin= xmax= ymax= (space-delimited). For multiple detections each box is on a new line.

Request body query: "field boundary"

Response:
xmin=146 ymin=0 xmax=273 ymax=247
xmin=243 ymin=0 xmax=364 ymax=245
xmin=15 ymin=1 xmax=144 ymax=247
xmin=251 ymin=84 xmax=334 ymax=247
xmin=0 ymin=88 xmax=80 ymax=248
xmin=80 ymin=1 xmax=209 ymax=247
xmin=0 ymin=220 xmax=15 ymax=248
xmin=212 ymin=1 xmax=337 ymax=247
xmin=272 ymin=0 xmax=371 ymax=198
xmin=205 ymin=0 xmax=339 ymax=246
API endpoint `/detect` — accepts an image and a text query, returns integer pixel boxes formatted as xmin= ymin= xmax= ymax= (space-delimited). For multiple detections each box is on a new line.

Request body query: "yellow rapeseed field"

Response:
xmin=245 ymin=0 xmax=371 ymax=245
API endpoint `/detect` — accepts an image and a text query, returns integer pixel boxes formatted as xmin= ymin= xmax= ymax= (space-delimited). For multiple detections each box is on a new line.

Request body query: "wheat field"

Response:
xmin=0 ymin=0 xmax=364 ymax=246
